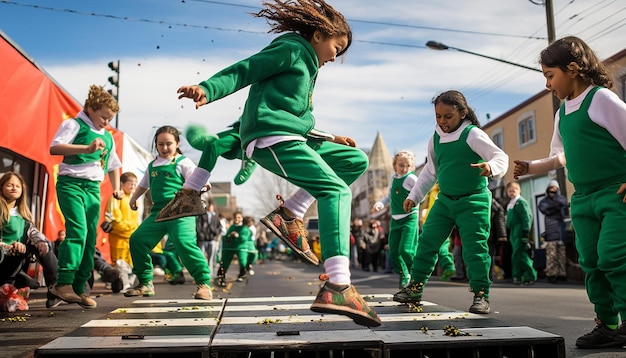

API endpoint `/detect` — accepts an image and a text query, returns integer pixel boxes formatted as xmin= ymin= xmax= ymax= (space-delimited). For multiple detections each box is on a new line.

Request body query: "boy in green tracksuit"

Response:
xmin=505 ymin=181 xmax=537 ymax=285
xmin=49 ymin=85 xmax=123 ymax=309
xmin=156 ymin=1 xmax=380 ymax=327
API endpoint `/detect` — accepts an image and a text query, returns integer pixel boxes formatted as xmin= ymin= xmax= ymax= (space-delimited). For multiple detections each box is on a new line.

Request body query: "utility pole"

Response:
xmin=543 ymin=0 xmax=568 ymax=196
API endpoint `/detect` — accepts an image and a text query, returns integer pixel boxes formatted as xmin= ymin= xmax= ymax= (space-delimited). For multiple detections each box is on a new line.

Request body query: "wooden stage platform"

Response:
xmin=35 ymin=294 xmax=565 ymax=357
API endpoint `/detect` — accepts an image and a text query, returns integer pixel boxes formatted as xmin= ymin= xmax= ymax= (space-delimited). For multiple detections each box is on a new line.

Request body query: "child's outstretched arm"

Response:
xmin=108 ymin=169 xmax=123 ymax=200
xmin=513 ymin=153 xmax=565 ymax=179
xmin=177 ymin=85 xmax=208 ymax=109
xmin=129 ymin=186 xmax=148 ymax=211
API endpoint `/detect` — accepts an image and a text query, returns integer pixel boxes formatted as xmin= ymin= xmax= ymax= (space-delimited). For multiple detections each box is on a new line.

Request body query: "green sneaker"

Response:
xmin=393 ymin=280 xmax=424 ymax=304
xmin=233 ymin=158 xmax=257 ymax=185
xmin=156 ymin=189 xmax=205 ymax=222
xmin=186 ymin=124 xmax=218 ymax=151
xmin=310 ymin=282 xmax=381 ymax=327
xmin=124 ymin=282 xmax=155 ymax=297
xmin=440 ymin=269 xmax=456 ymax=282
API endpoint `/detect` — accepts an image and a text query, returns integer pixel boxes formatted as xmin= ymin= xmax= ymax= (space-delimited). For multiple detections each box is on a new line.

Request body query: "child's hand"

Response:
xmin=403 ymin=199 xmax=416 ymax=213
xmin=10 ymin=242 xmax=26 ymax=255
xmin=617 ymin=183 xmax=626 ymax=202
xmin=333 ymin=135 xmax=356 ymax=147
xmin=471 ymin=162 xmax=492 ymax=178
xmin=513 ymin=160 xmax=529 ymax=179
xmin=87 ymin=138 xmax=106 ymax=153
xmin=372 ymin=202 xmax=384 ymax=212
xmin=112 ymin=189 xmax=124 ymax=200
xmin=177 ymin=85 xmax=208 ymax=109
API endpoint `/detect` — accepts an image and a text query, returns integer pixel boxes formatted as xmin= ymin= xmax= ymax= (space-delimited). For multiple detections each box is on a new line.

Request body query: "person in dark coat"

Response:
xmin=538 ymin=180 xmax=568 ymax=283
xmin=489 ymin=198 xmax=509 ymax=280
xmin=196 ymin=200 xmax=223 ymax=279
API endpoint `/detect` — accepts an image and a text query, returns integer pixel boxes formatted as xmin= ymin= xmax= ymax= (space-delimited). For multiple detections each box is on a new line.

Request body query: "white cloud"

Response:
xmin=3 ymin=0 xmax=624 ymax=215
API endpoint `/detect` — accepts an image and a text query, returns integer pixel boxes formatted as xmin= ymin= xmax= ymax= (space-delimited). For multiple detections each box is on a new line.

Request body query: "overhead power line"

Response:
xmin=0 ymin=0 xmax=546 ymax=41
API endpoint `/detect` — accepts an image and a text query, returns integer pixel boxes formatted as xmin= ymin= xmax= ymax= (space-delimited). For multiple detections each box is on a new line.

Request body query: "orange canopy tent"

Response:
xmin=0 ymin=30 xmax=135 ymax=262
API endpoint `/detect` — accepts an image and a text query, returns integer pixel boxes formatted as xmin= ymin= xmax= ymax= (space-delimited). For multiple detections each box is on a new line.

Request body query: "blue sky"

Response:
xmin=1 ymin=0 xmax=624 ymax=214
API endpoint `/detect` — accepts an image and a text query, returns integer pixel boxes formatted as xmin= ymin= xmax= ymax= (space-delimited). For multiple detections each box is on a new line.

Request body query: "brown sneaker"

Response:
xmin=124 ymin=282 xmax=155 ymax=297
xmin=260 ymin=196 xmax=319 ymax=266
xmin=194 ymin=283 xmax=213 ymax=300
xmin=310 ymin=281 xmax=381 ymax=327
xmin=156 ymin=189 xmax=205 ymax=222
xmin=50 ymin=284 xmax=82 ymax=304
xmin=78 ymin=293 xmax=97 ymax=309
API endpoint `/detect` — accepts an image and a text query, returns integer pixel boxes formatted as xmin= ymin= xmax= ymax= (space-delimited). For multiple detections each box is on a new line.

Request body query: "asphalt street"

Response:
xmin=1 ymin=256 xmax=624 ymax=358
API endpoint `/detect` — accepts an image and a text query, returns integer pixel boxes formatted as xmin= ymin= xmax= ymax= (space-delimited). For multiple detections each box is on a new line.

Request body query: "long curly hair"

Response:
xmin=84 ymin=84 xmax=120 ymax=113
xmin=539 ymin=36 xmax=613 ymax=89
xmin=253 ymin=0 xmax=352 ymax=56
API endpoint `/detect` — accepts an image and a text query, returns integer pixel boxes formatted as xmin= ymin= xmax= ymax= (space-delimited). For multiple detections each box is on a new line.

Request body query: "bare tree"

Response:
xmin=247 ymin=167 xmax=300 ymax=218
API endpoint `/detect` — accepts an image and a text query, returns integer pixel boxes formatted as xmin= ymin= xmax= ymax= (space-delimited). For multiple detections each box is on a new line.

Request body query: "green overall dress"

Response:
xmin=129 ymin=156 xmax=211 ymax=286
xmin=387 ymin=173 xmax=419 ymax=288
xmin=506 ymin=196 xmax=537 ymax=282
xmin=410 ymin=125 xmax=492 ymax=296
xmin=560 ymin=86 xmax=626 ymax=325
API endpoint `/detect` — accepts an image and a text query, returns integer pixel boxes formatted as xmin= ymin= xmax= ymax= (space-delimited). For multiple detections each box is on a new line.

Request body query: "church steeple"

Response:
xmin=368 ymin=131 xmax=393 ymax=171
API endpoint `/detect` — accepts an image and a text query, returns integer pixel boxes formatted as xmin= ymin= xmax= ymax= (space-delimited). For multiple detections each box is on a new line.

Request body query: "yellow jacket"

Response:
xmin=108 ymin=194 xmax=139 ymax=239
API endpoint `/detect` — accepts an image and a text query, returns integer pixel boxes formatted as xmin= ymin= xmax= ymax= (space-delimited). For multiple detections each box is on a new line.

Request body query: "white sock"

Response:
xmin=284 ymin=189 xmax=315 ymax=219
xmin=324 ymin=256 xmax=351 ymax=285
xmin=182 ymin=168 xmax=211 ymax=191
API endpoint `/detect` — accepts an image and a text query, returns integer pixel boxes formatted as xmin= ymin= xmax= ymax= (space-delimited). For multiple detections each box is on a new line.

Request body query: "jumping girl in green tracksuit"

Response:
xmin=161 ymin=0 xmax=380 ymax=327
xmin=514 ymin=36 xmax=626 ymax=349
xmin=125 ymin=125 xmax=212 ymax=300
xmin=394 ymin=90 xmax=509 ymax=315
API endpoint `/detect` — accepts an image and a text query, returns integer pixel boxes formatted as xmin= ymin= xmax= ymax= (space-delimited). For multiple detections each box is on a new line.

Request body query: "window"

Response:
xmin=491 ymin=129 xmax=504 ymax=149
xmin=518 ymin=111 xmax=536 ymax=147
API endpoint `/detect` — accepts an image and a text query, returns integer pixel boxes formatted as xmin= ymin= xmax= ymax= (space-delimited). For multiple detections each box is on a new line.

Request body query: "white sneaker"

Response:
xmin=153 ymin=267 xmax=166 ymax=276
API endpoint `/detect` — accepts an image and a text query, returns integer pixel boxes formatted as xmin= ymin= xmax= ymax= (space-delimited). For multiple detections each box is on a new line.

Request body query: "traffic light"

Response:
xmin=107 ymin=60 xmax=119 ymax=100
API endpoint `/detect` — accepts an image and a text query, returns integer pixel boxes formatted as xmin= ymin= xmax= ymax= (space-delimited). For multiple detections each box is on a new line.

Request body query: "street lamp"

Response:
xmin=425 ymin=41 xmax=542 ymax=73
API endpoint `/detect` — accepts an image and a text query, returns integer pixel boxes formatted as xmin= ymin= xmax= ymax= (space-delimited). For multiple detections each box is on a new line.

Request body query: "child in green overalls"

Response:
xmin=394 ymin=90 xmax=509 ymax=315
xmin=49 ymin=85 xmax=123 ymax=309
xmin=514 ymin=36 xmax=626 ymax=349
xmin=372 ymin=150 xmax=420 ymax=289
xmin=0 ymin=172 xmax=60 ymax=308
xmin=504 ymin=181 xmax=536 ymax=285
xmin=158 ymin=0 xmax=380 ymax=327
xmin=215 ymin=212 xmax=252 ymax=287
xmin=124 ymin=126 xmax=212 ymax=300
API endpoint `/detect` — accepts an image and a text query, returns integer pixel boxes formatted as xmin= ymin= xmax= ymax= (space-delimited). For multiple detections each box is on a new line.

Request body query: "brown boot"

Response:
xmin=194 ymin=283 xmax=213 ymax=300
xmin=50 ymin=284 xmax=81 ymax=304
xmin=78 ymin=293 xmax=97 ymax=309
xmin=156 ymin=189 xmax=205 ymax=222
